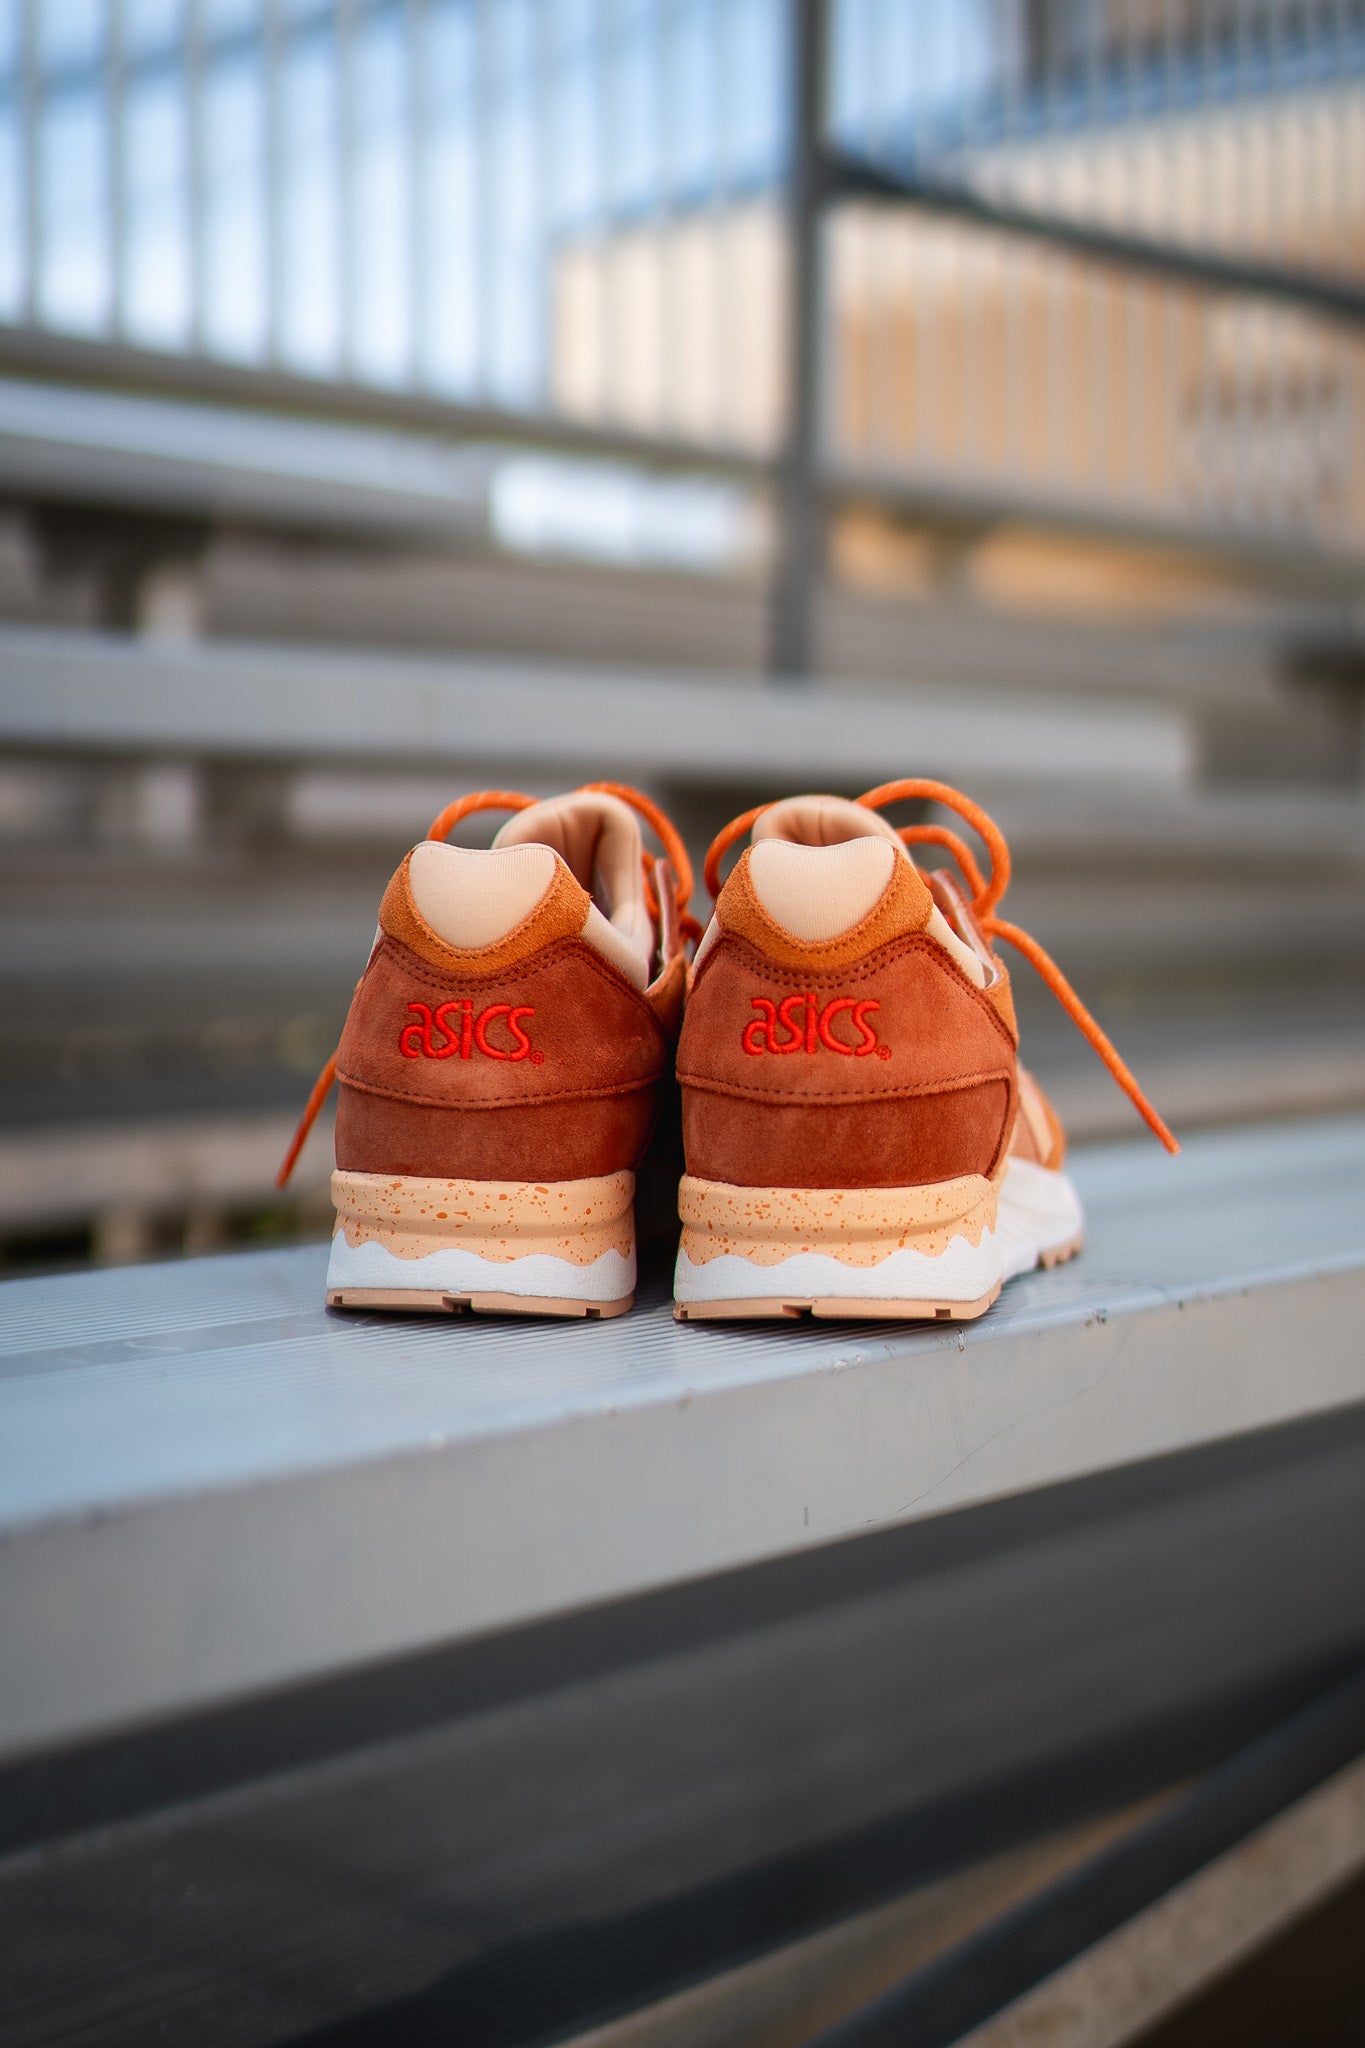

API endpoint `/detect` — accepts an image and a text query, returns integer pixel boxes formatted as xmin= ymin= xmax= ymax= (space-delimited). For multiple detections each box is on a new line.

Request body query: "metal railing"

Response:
xmin=823 ymin=1 xmax=1365 ymax=554
xmin=2 ymin=1 xmax=1364 ymax=645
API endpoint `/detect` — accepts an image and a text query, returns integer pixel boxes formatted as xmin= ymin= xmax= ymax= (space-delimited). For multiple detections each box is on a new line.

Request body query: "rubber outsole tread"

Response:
xmin=327 ymin=1289 xmax=633 ymax=1319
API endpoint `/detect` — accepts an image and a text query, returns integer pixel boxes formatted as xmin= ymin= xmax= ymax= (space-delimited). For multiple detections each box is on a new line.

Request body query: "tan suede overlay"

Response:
xmin=1013 ymin=1067 xmax=1068 ymax=1172
xmin=716 ymin=848 xmax=934 ymax=971
xmin=925 ymin=867 xmax=1019 ymax=1042
xmin=379 ymin=849 xmax=591 ymax=979
xmin=645 ymin=948 xmax=688 ymax=1039
xmin=677 ymin=924 xmax=1019 ymax=1187
xmin=335 ymin=928 xmax=672 ymax=1180
xmin=984 ymin=967 xmax=1019 ymax=1042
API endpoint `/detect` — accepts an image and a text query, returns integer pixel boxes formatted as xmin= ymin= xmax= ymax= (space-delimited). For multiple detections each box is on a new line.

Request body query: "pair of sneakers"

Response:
xmin=280 ymin=780 xmax=1175 ymax=1322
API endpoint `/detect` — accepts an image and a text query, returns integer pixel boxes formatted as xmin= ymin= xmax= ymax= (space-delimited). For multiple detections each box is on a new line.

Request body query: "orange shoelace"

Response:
xmin=704 ymin=778 xmax=1178 ymax=1155
xmin=276 ymin=782 xmax=699 ymax=1187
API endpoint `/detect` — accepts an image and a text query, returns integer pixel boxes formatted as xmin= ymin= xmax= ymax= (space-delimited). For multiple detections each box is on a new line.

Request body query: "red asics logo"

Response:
xmin=742 ymin=993 xmax=890 ymax=1060
xmin=400 ymin=1000 xmax=543 ymax=1064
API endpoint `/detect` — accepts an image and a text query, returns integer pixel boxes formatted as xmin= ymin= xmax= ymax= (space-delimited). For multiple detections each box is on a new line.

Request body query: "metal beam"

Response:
xmin=0 ymin=626 xmax=1194 ymax=789
xmin=824 ymin=149 xmax=1365 ymax=329
xmin=768 ymin=0 xmax=830 ymax=680
xmin=813 ymin=1677 xmax=1365 ymax=2048
xmin=1 ymin=326 xmax=1361 ymax=595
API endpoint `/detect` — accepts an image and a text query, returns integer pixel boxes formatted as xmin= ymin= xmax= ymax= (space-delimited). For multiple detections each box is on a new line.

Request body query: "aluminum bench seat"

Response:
xmin=1 ymin=1115 xmax=1363 ymax=2045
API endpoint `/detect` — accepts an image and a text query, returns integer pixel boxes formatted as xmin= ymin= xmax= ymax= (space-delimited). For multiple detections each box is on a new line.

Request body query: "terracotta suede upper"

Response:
xmin=674 ymin=776 xmax=1176 ymax=1198
xmin=333 ymin=847 xmax=685 ymax=1184
xmin=677 ymin=847 xmax=1022 ymax=1189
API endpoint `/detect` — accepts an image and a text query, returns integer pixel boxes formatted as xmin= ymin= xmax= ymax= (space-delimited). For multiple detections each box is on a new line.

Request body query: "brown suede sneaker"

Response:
xmin=673 ymin=778 xmax=1176 ymax=1323
xmin=279 ymin=784 xmax=694 ymax=1318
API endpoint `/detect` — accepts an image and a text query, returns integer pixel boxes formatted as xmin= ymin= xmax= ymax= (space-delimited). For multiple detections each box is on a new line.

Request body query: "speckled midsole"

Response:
xmin=328 ymin=1168 xmax=636 ymax=1300
xmin=676 ymin=1171 xmax=998 ymax=1267
xmin=673 ymin=1160 xmax=1082 ymax=1306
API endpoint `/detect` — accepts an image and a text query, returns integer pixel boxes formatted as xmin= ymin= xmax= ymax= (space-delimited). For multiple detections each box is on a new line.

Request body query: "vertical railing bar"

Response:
xmin=1235 ymin=0 xmax=1255 ymax=529
xmin=19 ymin=0 xmax=40 ymax=324
xmin=958 ymin=0 xmax=984 ymax=481
xmin=1287 ymin=0 xmax=1302 ymax=275
xmin=1125 ymin=0 xmax=1145 ymax=506
xmin=1332 ymin=0 xmax=1350 ymax=276
xmin=1306 ymin=0 xmax=1322 ymax=276
xmin=707 ymin=0 xmax=725 ymax=444
xmin=768 ymin=0 xmax=830 ymax=677
xmin=337 ymin=0 xmax=358 ymax=382
xmin=1265 ymin=0 xmax=1288 ymax=530
xmin=1000 ymin=0 xmax=1023 ymax=485
xmin=1302 ymin=0 xmax=1322 ymax=532
xmin=1302 ymin=0 xmax=1324 ymax=533
xmin=866 ymin=0 xmax=894 ymax=471
xmin=593 ymin=0 xmax=612 ymax=423
xmin=1084 ymin=0 xmax=1104 ymax=496
xmin=913 ymin=0 xmax=937 ymax=473
xmin=186 ymin=0 xmax=208 ymax=356
xmin=655 ymin=0 xmax=678 ymax=438
xmin=533 ymin=0 xmax=554 ymax=415
xmin=510 ymin=0 xmax=532 ymax=414
xmin=1331 ymin=0 xmax=1352 ymax=542
xmin=647 ymin=0 xmax=670 ymax=438
xmin=1301 ymin=0 xmax=1309 ymax=536
xmin=1041 ymin=0 xmax=1065 ymax=487
xmin=262 ymin=0 xmax=284 ymax=367
xmin=884 ymin=4 xmax=910 ymax=477
xmin=890 ymin=0 xmax=917 ymax=477
xmin=107 ymin=0 xmax=127 ymax=340
xmin=1196 ymin=0 xmax=1219 ymax=526
xmin=474 ymin=0 xmax=494 ymax=403
xmin=406 ymin=0 xmax=428 ymax=389
xmin=1162 ymin=0 xmax=1182 ymax=514
xmin=948 ymin=0 xmax=970 ymax=482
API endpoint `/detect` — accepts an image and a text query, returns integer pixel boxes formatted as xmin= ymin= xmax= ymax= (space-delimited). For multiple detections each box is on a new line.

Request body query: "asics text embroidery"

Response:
xmin=742 ymin=993 xmax=890 ymax=1060
xmin=400 ymin=999 xmax=544 ymax=1064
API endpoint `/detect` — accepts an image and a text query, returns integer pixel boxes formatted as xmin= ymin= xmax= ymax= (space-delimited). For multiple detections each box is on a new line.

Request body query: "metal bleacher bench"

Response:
xmin=1 ymin=1114 xmax=1364 ymax=2046
xmin=0 ymin=618 xmax=1192 ymax=790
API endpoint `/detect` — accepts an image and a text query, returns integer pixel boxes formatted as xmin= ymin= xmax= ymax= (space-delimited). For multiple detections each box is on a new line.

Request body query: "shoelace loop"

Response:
xmin=857 ymin=777 xmax=1176 ymax=1154
xmin=277 ymin=783 xmax=697 ymax=1186
xmin=703 ymin=804 xmax=772 ymax=902
xmin=702 ymin=780 xmax=1177 ymax=1156
xmin=580 ymin=780 xmax=702 ymax=944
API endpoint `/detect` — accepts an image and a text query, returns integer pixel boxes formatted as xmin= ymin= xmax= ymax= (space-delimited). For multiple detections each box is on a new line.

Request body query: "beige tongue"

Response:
xmin=745 ymin=792 xmax=986 ymax=986
xmin=495 ymin=791 xmax=654 ymax=985
xmin=746 ymin=794 xmax=904 ymax=941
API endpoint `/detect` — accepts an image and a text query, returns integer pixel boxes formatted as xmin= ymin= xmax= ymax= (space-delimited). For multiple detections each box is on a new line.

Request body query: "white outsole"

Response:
xmin=995 ymin=1157 xmax=1086 ymax=1280
xmin=674 ymin=1226 xmax=1002 ymax=1307
xmin=326 ymin=1234 xmax=636 ymax=1303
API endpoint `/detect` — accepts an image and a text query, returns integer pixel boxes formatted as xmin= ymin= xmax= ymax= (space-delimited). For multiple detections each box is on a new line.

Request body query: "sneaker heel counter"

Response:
xmin=334 ymin=929 xmax=671 ymax=1182
xmin=677 ymin=919 xmax=1020 ymax=1190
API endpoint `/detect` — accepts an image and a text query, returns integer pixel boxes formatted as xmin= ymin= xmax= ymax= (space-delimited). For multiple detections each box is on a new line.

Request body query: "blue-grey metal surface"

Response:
xmin=0 ymin=621 xmax=1192 ymax=789
xmin=0 ymin=376 xmax=493 ymax=535
xmin=0 ymin=1115 xmax=1363 ymax=1766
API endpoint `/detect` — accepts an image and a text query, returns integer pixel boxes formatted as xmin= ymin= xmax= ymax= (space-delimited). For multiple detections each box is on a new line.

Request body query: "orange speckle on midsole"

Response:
xmin=677 ymin=1172 xmax=997 ymax=1266
xmin=331 ymin=1168 xmax=635 ymax=1265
